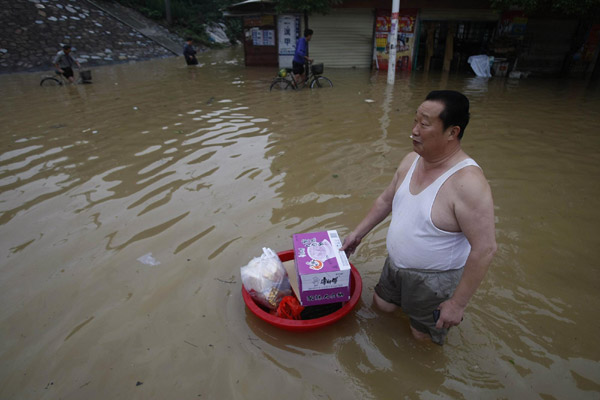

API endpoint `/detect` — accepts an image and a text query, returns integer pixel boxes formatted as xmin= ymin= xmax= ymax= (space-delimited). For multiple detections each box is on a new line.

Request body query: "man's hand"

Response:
xmin=341 ymin=232 xmax=361 ymax=257
xmin=435 ymin=298 xmax=465 ymax=330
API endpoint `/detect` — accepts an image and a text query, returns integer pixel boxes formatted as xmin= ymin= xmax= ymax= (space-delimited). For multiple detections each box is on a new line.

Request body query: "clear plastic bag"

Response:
xmin=240 ymin=248 xmax=292 ymax=310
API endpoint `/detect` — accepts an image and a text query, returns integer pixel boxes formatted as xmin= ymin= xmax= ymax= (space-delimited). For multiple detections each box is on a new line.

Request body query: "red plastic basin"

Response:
xmin=242 ymin=249 xmax=362 ymax=331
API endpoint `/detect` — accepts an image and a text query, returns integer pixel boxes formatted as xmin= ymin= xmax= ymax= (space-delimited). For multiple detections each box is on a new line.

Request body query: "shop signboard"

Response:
xmin=278 ymin=15 xmax=300 ymax=68
xmin=375 ymin=9 xmax=417 ymax=72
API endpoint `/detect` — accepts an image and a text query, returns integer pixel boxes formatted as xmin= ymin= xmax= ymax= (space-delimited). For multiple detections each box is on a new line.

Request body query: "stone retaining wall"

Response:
xmin=0 ymin=0 xmax=177 ymax=73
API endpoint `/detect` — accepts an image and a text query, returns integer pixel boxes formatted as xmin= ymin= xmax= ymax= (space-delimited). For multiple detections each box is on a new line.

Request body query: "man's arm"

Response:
xmin=435 ymin=168 xmax=497 ymax=329
xmin=297 ymin=39 xmax=312 ymax=63
xmin=342 ymin=153 xmax=416 ymax=256
xmin=71 ymin=54 xmax=81 ymax=68
xmin=303 ymin=40 xmax=312 ymax=63
xmin=53 ymin=54 xmax=62 ymax=72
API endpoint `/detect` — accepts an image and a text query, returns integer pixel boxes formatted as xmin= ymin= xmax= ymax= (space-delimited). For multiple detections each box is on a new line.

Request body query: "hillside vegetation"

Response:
xmin=114 ymin=0 xmax=241 ymax=46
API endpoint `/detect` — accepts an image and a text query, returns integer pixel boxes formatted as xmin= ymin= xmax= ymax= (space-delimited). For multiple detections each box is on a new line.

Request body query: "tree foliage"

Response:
xmin=116 ymin=0 xmax=235 ymax=23
xmin=274 ymin=0 xmax=344 ymax=15
xmin=113 ymin=0 xmax=241 ymax=46
xmin=490 ymin=0 xmax=600 ymax=17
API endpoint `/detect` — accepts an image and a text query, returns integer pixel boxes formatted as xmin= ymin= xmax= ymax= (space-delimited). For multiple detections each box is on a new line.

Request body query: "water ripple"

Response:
xmin=1 ymin=51 xmax=600 ymax=400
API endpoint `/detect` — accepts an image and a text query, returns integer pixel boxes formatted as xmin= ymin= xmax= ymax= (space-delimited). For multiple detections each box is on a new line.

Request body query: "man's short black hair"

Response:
xmin=186 ymin=37 xmax=193 ymax=42
xmin=304 ymin=29 xmax=314 ymax=37
xmin=62 ymin=44 xmax=71 ymax=51
xmin=425 ymin=90 xmax=470 ymax=140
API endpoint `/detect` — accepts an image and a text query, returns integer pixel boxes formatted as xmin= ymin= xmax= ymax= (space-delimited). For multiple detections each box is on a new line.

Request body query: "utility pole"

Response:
xmin=387 ymin=0 xmax=400 ymax=84
xmin=165 ymin=0 xmax=172 ymax=25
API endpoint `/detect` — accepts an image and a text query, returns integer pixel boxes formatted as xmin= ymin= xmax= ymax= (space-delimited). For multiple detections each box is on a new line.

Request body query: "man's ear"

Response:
xmin=447 ymin=125 xmax=461 ymax=141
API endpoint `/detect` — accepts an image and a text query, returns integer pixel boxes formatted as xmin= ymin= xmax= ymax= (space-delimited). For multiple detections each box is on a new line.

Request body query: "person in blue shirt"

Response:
xmin=293 ymin=29 xmax=313 ymax=85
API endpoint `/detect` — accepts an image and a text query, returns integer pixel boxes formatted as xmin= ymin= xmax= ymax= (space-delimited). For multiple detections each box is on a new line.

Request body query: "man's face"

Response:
xmin=411 ymin=100 xmax=452 ymax=157
xmin=64 ymin=48 xmax=71 ymax=54
xmin=306 ymin=34 xmax=312 ymax=41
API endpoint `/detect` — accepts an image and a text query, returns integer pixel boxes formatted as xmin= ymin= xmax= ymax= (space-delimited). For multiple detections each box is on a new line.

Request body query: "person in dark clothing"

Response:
xmin=183 ymin=38 xmax=198 ymax=65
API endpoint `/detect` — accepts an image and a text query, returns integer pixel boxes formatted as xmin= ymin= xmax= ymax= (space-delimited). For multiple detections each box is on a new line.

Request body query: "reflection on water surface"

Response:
xmin=1 ymin=48 xmax=599 ymax=399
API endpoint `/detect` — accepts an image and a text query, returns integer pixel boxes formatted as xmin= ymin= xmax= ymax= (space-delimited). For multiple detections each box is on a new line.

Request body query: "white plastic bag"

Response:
xmin=240 ymin=248 xmax=292 ymax=310
xmin=467 ymin=55 xmax=492 ymax=78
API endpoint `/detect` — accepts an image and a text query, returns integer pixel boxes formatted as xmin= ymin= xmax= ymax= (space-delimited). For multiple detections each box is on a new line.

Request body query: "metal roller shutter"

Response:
xmin=309 ymin=9 xmax=374 ymax=68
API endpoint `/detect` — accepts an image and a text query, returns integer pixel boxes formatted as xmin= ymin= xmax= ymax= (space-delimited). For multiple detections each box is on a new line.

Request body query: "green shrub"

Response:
xmin=139 ymin=6 xmax=163 ymax=20
xmin=114 ymin=0 xmax=239 ymax=46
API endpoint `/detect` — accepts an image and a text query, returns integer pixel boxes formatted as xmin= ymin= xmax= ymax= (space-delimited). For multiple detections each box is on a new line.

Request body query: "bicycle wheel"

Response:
xmin=40 ymin=77 xmax=62 ymax=87
xmin=270 ymin=77 xmax=293 ymax=91
xmin=310 ymin=76 xmax=333 ymax=89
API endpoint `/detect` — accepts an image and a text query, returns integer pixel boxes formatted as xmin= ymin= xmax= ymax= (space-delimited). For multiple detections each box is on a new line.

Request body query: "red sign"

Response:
xmin=374 ymin=9 xmax=417 ymax=72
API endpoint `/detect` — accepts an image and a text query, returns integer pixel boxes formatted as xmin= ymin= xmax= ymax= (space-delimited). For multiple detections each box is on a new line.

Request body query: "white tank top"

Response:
xmin=386 ymin=156 xmax=480 ymax=271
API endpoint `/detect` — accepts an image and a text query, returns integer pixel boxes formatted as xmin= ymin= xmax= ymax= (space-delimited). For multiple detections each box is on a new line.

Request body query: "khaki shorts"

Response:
xmin=374 ymin=256 xmax=463 ymax=345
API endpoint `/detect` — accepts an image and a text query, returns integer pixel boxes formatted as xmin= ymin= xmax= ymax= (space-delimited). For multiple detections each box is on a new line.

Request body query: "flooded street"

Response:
xmin=1 ymin=47 xmax=599 ymax=399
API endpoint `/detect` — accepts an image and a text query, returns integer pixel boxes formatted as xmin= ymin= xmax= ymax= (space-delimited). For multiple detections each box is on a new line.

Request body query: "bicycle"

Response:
xmin=269 ymin=61 xmax=333 ymax=91
xmin=40 ymin=69 xmax=92 ymax=86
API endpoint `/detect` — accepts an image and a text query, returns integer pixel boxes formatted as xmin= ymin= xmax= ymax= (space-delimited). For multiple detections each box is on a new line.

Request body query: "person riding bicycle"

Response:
xmin=53 ymin=45 xmax=80 ymax=83
xmin=293 ymin=29 xmax=313 ymax=85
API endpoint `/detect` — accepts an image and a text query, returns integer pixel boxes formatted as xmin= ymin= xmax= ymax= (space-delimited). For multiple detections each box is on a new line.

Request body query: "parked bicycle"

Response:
xmin=40 ymin=69 xmax=92 ymax=86
xmin=270 ymin=61 xmax=333 ymax=91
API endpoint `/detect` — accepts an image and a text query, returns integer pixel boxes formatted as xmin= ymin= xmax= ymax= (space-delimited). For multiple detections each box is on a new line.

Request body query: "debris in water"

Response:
xmin=137 ymin=253 xmax=160 ymax=266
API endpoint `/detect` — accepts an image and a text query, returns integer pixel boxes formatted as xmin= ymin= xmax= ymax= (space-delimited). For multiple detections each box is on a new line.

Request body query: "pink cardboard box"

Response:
xmin=292 ymin=230 xmax=351 ymax=306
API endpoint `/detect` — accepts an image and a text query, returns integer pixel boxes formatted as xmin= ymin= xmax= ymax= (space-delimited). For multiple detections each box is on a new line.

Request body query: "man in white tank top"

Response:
xmin=342 ymin=90 xmax=497 ymax=345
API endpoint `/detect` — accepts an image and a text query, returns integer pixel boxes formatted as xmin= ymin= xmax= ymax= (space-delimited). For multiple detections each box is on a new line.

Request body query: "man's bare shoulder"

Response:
xmin=397 ymin=151 xmax=418 ymax=174
xmin=453 ymin=163 xmax=488 ymax=183
xmin=451 ymin=162 xmax=496 ymax=250
xmin=392 ymin=151 xmax=418 ymax=182
xmin=449 ymin=163 xmax=492 ymax=205
xmin=386 ymin=152 xmax=418 ymax=195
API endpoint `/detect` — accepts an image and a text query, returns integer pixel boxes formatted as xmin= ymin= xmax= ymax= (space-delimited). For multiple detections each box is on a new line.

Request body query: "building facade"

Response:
xmin=225 ymin=0 xmax=600 ymax=78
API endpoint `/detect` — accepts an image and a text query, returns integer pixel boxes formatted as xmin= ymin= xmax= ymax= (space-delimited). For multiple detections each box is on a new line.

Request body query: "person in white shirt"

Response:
xmin=53 ymin=45 xmax=80 ymax=83
xmin=342 ymin=90 xmax=497 ymax=345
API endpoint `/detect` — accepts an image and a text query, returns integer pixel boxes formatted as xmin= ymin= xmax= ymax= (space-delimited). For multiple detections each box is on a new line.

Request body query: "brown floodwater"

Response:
xmin=1 ymin=47 xmax=599 ymax=399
